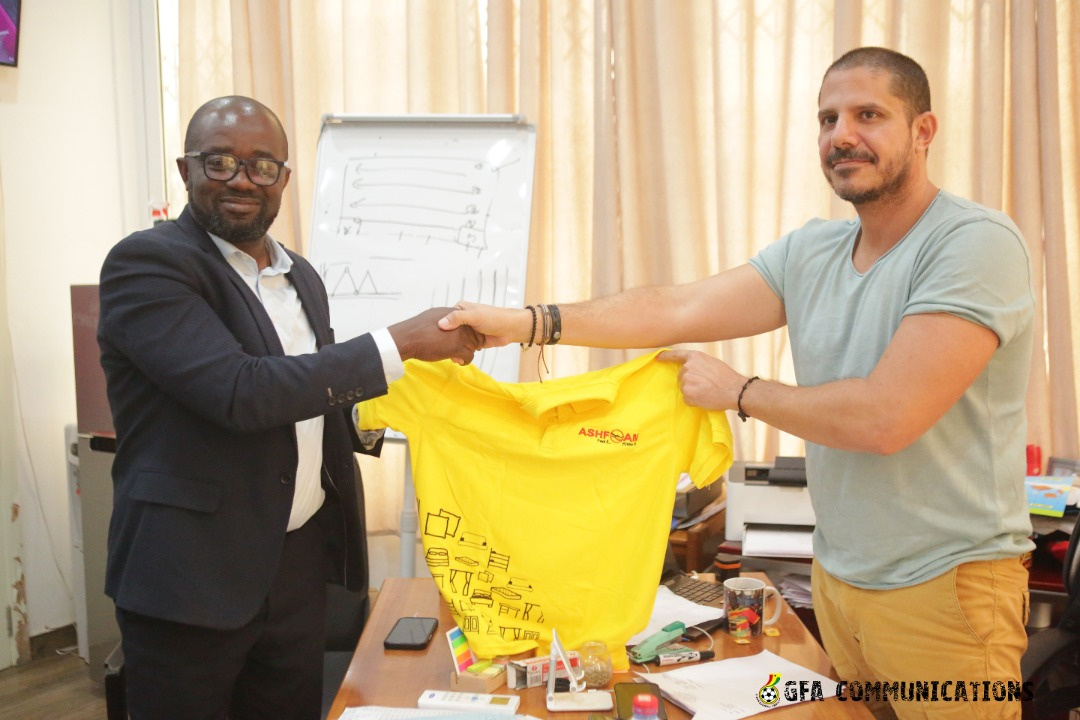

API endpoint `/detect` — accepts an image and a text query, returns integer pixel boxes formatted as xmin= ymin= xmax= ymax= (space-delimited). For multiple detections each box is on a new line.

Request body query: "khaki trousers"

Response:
xmin=812 ymin=558 xmax=1029 ymax=720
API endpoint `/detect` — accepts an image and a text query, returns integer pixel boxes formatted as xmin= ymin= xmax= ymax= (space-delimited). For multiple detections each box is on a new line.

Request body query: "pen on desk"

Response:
xmin=654 ymin=649 xmax=714 ymax=666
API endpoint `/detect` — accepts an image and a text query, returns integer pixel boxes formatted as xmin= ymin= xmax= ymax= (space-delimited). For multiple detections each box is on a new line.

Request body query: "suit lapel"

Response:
xmin=177 ymin=208 xmax=285 ymax=355
xmin=286 ymin=255 xmax=332 ymax=349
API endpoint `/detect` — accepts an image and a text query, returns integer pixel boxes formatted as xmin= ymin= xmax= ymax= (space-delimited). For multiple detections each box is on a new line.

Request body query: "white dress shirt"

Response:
xmin=210 ymin=234 xmax=401 ymax=531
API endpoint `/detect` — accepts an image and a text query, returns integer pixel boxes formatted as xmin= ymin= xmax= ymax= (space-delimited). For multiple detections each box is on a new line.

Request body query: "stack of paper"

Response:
xmin=742 ymin=526 xmax=813 ymax=558
xmin=628 ymin=585 xmax=725 ymax=645
xmin=777 ymin=574 xmax=813 ymax=610
xmin=646 ymin=649 xmax=836 ymax=719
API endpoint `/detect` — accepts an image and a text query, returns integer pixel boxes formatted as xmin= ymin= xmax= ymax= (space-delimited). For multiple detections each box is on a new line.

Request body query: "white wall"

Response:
xmin=0 ymin=0 xmax=150 ymax=640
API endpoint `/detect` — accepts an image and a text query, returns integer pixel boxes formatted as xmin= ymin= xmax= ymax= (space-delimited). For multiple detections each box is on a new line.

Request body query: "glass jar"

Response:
xmin=578 ymin=640 xmax=613 ymax=688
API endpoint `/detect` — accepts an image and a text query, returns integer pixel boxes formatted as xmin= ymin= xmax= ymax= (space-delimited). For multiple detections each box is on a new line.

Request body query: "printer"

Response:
xmin=724 ymin=457 xmax=816 ymax=558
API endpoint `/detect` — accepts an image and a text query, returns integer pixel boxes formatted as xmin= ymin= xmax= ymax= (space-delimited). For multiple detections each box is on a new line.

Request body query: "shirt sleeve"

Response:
xmin=685 ymin=408 xmax=734 ymax=489
xmin=354 ymin=359 xmax=454 ymax=435
xmin=747 ymin=228 xmax=799 ymax=302
xmin=906 ymin=217 xmax=1033 ymax=346
xmin=659 ymin=359 xmax=735 ymax=488
xmin=371 ymin=327 xmax=404 ymax=384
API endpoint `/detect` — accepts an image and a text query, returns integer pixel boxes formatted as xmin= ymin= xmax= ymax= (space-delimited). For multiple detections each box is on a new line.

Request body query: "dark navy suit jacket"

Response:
xmin=98 ymin=207 xmax=386 ymax=629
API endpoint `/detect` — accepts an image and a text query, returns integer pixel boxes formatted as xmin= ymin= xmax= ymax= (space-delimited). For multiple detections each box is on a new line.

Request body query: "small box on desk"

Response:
xmin=506 ymin=651 xmax=580 ymax=689
xmin=449 ymin=662 xmax=507 ymax=693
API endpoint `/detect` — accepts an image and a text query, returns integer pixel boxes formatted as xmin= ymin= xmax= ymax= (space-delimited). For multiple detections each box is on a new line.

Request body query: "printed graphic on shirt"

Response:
xmin=356 ymin=351 xmax=733 ymax=667
xmin=423 ymin=507 xmax=543 ymax=641
xmin=577 ymin=427 xmax=639 ymax=446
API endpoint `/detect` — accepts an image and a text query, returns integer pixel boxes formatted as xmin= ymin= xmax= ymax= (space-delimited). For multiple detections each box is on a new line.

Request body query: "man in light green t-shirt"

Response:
xmin=444 ymin=47 xmax=1033 ymax=720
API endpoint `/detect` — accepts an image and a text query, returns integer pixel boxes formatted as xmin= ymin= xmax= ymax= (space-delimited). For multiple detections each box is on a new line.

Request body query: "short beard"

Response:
xmin=832 ymin=160 xmax=910 ymax=205
xmin=190 ymin=202 xmax=276 ymax=246
xmin=826 ymin=143 xmax=914 ymax=206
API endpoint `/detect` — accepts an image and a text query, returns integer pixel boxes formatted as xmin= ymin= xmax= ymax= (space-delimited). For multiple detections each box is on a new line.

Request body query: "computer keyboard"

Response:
xmin=676 ymin=577 xmax=725 ymax=604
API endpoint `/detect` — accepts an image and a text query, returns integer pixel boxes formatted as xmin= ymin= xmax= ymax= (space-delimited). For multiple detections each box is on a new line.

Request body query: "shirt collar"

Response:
xmin=208 ymin=232 xmax=294 ymax=276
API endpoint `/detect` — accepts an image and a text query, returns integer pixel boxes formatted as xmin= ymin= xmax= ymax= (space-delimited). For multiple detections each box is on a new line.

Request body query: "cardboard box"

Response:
xmin=449 ymin=662 xmax=507 ymax=693
xmin=506 ymin=651 xmax=580 ymax=690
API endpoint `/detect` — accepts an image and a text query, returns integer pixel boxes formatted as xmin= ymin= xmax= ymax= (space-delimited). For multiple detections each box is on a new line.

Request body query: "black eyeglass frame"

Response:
xmin=182 ymin=151 xmax=289 ymax=186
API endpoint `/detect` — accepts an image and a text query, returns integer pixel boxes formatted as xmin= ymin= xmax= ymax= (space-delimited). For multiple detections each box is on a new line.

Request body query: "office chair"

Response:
xmin=1022 ymin=523 xmax=1080 ymax=719
xmin=321 ymin=583 xmax=370 ymax=719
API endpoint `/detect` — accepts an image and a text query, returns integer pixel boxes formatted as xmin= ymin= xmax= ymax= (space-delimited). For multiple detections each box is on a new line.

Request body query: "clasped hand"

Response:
xmin=658 ymin=349 xmax=746 ymax=412
xmin=389 ymin=307 xmax=486 ymax=365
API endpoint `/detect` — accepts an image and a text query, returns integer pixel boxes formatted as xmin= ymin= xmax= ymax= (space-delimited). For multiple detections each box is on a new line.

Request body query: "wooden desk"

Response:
xmin=329 ymin=575 xmax=872 ymax=719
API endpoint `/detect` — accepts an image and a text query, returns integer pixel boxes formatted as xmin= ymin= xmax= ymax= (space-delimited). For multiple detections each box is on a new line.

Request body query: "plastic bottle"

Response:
xmin=1027 ymin=444 xmax=1042 ymax=476
xmin=631 ymin=692 xmax=660 ymax=720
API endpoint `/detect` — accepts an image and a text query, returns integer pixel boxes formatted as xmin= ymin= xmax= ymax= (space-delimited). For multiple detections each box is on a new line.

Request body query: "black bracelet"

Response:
xmin=736 ymin=376 xmax=760 ymax=422
xmin=521 ymin=305 xmax=537 ymax=349
xmin=548 ymin=304 xmax=561 ymax=344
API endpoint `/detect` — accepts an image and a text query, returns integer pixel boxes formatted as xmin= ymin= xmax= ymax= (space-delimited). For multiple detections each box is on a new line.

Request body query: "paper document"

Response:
xmin=742 ymin=526 xmax=813 ymax=558
xmin=777 ymin=574 xmax=813 ymax=609
xmin=647 ymin=649 xmax=837 ymax=719
xmin=627 ymin=585 xmax=725 ymax=645
xmin=675 ymin=497 xmax=727 ymax=530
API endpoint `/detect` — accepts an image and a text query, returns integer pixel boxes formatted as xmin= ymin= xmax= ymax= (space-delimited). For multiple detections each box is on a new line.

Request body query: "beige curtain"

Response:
xmin=172 ymin=0 xmax=1080 ymax=528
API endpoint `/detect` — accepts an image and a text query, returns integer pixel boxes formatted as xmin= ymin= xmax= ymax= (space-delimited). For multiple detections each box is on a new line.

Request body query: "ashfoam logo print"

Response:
xmin=757 ymin=673 xmax=783 ymax=707
xmin=577 ymin=427 xmax=639 ymax=447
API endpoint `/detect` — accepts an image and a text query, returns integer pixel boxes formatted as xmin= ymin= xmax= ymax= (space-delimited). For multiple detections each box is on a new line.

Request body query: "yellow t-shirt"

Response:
xmin=356 ymin=350 xmax=733 ymax=668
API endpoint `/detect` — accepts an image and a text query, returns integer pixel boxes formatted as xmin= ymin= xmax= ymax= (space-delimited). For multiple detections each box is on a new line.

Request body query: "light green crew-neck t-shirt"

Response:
xmin=749 ymin=190 xmax=1035 ymax=589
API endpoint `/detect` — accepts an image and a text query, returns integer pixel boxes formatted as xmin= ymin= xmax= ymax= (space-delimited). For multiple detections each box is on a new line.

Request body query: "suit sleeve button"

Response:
xmin=280 ymin=473 xmax=294 ymax=484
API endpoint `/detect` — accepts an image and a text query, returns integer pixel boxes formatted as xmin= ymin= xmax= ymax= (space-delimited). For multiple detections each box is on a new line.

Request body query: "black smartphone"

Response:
xmin=383 ymin=616 xmax=438 ymax=650
xmin=614 ymin=681 xmax=667 ymax=720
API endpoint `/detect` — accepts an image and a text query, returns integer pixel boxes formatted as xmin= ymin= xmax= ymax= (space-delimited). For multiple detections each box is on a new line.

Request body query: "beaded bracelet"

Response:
xmin=521 ymin=305 xmax=538 ymax=349
xmin=736 ymin=376 xmax=760 ymax=422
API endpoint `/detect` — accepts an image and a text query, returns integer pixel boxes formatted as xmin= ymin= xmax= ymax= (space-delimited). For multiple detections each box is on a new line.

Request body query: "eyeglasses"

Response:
xmin=183 ymin=151 xmax=288 ymax=186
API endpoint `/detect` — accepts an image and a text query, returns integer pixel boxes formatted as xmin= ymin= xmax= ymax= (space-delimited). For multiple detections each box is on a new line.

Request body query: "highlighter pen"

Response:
xmin=654 ymin=649 xmax=715 ymax=666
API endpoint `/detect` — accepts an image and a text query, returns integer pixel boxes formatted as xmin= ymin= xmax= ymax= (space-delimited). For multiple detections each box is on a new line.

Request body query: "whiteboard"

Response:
xmin=308 ymin=114 xmax=536 ymax=382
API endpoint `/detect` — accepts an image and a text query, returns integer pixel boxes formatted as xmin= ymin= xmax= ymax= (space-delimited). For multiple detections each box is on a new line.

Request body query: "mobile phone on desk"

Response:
xmin=383 ymin=616 xmax=438 ymax=650
xmin=614 ymin=681 xmax=667 ymax=720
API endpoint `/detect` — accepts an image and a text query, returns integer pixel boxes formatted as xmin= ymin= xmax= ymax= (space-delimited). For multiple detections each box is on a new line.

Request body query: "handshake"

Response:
xmin=388 ymin=302 xmax=547 ymax=366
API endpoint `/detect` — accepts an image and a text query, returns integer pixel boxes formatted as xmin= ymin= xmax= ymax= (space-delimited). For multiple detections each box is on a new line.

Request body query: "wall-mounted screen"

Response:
xmin=0 ymin=0 xmax=20 ymax=68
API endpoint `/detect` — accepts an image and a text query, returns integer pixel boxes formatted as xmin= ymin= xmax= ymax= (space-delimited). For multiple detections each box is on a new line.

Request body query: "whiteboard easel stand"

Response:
xmin=386 ymin=434 xmax=417 ymax=577
xmin=400 ymin=443 xmax=417 ymax=577
xmin=309 ymin=114 xmax=537 ymax=578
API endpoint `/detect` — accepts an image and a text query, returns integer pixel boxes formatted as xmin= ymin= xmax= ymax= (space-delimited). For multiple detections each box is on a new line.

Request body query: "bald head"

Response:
xmin=184 ymin=96 xmax=288 ymax=160
xmin=177 ymin=95 xmax=291 ymax=248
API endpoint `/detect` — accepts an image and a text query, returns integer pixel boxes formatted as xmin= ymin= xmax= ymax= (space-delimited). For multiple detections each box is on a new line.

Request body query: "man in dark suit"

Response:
xmin=97 ymin=96 xmax=480 ymax=720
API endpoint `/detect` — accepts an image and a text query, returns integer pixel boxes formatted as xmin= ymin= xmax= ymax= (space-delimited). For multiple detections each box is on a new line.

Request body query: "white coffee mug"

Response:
xmin=723 ymin=577 xmax=782 ymax=637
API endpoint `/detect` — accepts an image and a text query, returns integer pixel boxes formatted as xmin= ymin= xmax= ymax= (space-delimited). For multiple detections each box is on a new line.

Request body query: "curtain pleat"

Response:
xmin=169 ymin=0 xmax=1080 ymax=529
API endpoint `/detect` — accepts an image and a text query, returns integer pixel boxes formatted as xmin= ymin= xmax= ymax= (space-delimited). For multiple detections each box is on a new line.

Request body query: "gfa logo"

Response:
xmin=757 ymin=674 xmax=826 ymax=707
xmin=756 ymin=674 xmax=782 ymax=707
